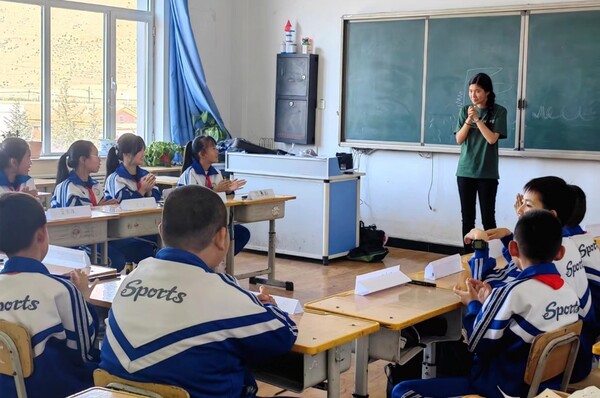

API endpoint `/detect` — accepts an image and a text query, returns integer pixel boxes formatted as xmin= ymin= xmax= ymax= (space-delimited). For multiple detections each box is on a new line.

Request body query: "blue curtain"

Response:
xmin=169 ymin=0 xmax=230 ymax=145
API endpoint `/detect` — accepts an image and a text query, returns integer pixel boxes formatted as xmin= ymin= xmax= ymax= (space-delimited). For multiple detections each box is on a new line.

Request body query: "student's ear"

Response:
xmin=213 ymin=226 xmax=228 ymax=252
xmin=8 ymin=157 xmax=18 ymax=170
xmin=157 ymin=222 xmax=163 ymax=240
xmin=508 ymin=240 xmax=520 ymax=258
xmin=554 ymin=245 xmax=566 ymax=261
xmin=36 ymin=226 xmax=49 ymax=256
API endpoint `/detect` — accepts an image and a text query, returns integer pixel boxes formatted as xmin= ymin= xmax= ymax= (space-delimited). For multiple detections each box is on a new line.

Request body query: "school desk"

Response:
xmin=154 ymin=175 xmax=179 ymax=187
xmin=34 ymin=177 xmax=56 ymax=192
xmin=101 ymin=207 xmax=163 ymax=240
xmin=68 ymin=386 xmax=147 ymax=398
xmin=225 ymin=195 xmax=296 ymax=290
xmin=46 ymin=211 xmax=119 ymax=265
xmin=87 ymin=282 xmax=380 ymax=398
xmin=304 ymin=285 xmax=463 ymax=397
xmin=142 ymin=166 xmax=181 ymax=176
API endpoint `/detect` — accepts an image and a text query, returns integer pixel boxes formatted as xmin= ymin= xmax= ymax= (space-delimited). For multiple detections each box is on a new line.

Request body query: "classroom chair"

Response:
xmin=464 ymin=320 xmax=582 ymax=398
xmin=93 ymin=369 xmax=190 ymax=398
xmin=567 ymin=340 xmax=600 ymax=392
xmin=0 ymin=319 xmax=34 ymax=398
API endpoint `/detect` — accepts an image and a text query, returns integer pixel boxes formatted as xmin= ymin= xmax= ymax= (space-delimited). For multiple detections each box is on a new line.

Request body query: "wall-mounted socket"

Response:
xmin=318 ymin=99 xmax=326 ymax=109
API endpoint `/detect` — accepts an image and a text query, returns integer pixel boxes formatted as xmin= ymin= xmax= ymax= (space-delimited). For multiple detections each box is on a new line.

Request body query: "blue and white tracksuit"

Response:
xmin=99 ymin=248 xmax=297 ymax=398
xmin=393 ymin=262 xmax=579 ymax=398
xmin=0 ymin=171 xmax=36 ymax=194
xmin=0 ymin=257 xmax=98 ymax=398
xmin=104 ymin=164 xmax=160 ymax=203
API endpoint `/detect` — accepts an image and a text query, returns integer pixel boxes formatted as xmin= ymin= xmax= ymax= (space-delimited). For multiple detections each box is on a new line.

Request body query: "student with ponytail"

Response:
xmin=0 ymin=137 xmax=37 ymax=195
xmin=178 ymin=135 xmax=250 ymax=255
xmin=455 ymin=73 xmax=507 ymax=252
xmin=104 ymin=133 xmax=160 ymax=202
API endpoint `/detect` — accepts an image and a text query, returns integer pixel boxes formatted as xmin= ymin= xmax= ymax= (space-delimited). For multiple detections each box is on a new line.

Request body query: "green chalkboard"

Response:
xmin=342 ymin=19 xmax=425 ymax=143
xmin=524 ymin=11 xmax=600 ymax=151
xmin=424 ymin=15 xmax=521 ymax=147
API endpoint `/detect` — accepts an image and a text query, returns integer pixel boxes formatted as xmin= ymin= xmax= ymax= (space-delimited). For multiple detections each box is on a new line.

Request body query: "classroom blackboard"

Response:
xmin=424 ymin=15 xmax=520 ymax=148
xmin=524 ymin=11 xmax=600 ymax=151
xmin=343 ymin=19 xmax=425 ymax=143
xmin=339 ymin=7 xmax=600 ymax=158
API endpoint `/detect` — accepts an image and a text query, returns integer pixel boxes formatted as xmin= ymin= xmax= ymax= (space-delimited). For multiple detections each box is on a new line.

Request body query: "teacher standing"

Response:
xmin=455 ymin=73 xmax=507 ymax=251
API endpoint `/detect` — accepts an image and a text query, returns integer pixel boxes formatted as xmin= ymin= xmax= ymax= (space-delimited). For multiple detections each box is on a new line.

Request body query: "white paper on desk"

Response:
xmin=120 ymin=197 xmax=157 ymax=211
xmin=251 ymin=292 xmax=303 ymax=314
xmin=248 ymin=189 xmax=275 ymax=200
xmin=569 ymin=386 xmax=600 ymax=397
xmin=43 ymin=245 xmax=91 ymax=275
xmin=584 ymin=223 xmax=600 ymax=239
xmin=46 ymin=205 xmax=91 ymax=221
xmin=424 ymin=254 xmax=462 ymax=280
xmin=354 ymin=265 xmax=411 ymax=296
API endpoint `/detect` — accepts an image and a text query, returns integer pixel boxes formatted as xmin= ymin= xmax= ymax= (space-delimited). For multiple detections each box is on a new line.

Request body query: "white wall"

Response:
xmin=189 ymin=0 xmax=600 ymax=247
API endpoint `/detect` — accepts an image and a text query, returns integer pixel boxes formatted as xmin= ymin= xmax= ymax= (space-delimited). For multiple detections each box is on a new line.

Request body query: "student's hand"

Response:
xmin=228 ymin=179 xmax=246 ymax=191
xmin=21 ymin=187 xmax=38 ymax=197
xmin=463 ymin=228 xmax=488 ymax=245
xmin=139 ymin=174 xmax=156 ymax=194
xmin=514 ymin=193 xmax=524 ymax=215
xmin=468 ymin=279 xmax=492 ymax=304
xmin=69 ymin=269 xmax=98 ymax=301
xmin=485 ymin=227 xmax=512 ymax=240
xmin=256 ymin=285 xmax=277 ymax=306
xmin=214 ymin=180 xmax=232 ymax=193
xmin=98 ymin=197 xmax=118 ymax=206
xmin=453 ymin=278 xmax=479 ymax=305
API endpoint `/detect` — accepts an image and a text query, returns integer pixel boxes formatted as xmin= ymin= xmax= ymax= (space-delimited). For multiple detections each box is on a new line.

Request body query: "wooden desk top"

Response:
xmin=143 ymin=166 xmax=181 ymax=174
xmin=68 ymin=387 xmax=146 ymax=397
xmin=291 ymin=311 xmax=379 ymax=355
xmin=90 ymin=277 xmax=124 ymax=308
xmin=227 ymin=194 xmax=296 ymax=206
xmin=46 ymin=211 xmax=120 ymax=226
xmin=304 ymin=284 xmax=461 ymax=330
xmin=34 ymin=178 xmax=56 ymax=189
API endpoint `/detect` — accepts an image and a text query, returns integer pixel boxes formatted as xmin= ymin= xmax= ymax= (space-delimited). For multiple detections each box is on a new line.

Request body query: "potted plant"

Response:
xmin=191 ymin=111 xmax=229 ymax=142
xmin=144 ymin=141 xmax=183 ymax=167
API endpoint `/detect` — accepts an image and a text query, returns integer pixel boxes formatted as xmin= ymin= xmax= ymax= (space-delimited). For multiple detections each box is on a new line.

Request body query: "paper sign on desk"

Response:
xmin=120 ymin=197 xmax=157 ymax=211
xmin=43 ymin=245 xmax=91 ymax=275
xmin=247 ymin=189 xmax=275 ymax=200
xmin=584 ymin=223 xmax=600 ymax=239
xmin=354 ymin=265 xmax=411 ymax=296
xmin=251 ymin=292 xmax=303 ymax=314
xmin=46 ymin=205 xmax=92 ymax=221
xmin=424 ymin=254 xmax=462 ymax=280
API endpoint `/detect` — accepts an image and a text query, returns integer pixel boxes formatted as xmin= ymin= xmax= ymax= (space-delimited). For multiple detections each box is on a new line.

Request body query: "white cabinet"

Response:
xmin=226 ymin=153 xmax=361 ymax=264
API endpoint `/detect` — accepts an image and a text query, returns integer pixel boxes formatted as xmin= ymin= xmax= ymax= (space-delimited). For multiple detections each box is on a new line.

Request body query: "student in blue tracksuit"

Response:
xmin=103 ymin=133 xmax=158 ymax=263
xmin=100 ymin=185 xmax=297 ymax=397
xmin=393 ymin=210 xmax=580 ymax=398
xmin=470 ymin=176 xmax=593 ymax=382
xmin=51 ymin=140 xmax=138 ymax=271
xmin=0 ymin=137 xmax=37 ymax=196
xmin=178 ymin=135 xmax=250 ymax=255
xmin=0 ymin=193 xmax=98 ymax=398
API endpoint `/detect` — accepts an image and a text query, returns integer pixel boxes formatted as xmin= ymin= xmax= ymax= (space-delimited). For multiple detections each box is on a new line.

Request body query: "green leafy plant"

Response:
xmin=191 ymin=111 xmax=228 ymax=142
xmin=145 ymin=141 xmax=183 ymax=167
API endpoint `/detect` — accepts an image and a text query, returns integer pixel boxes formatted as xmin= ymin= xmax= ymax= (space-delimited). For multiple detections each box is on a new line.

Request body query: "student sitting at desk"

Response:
xmin=178 ymin=135 xmax=250 ymax=255
xmin=0 ymin=193 xmax=98 ymax=398
xmin=472 ymin=176 xmax=593 ymax=382
xmin=103 ymin=133 xmax=158 ymax=262
xmin=99 ymin=185 xmax=297 ymax=397
xmin=0 ymin=137 xmax=37 ymax=196
xmin=393 ymin=210 xmax=579 ymax=398
xmin=51 ymin=140 xmax=144 ymax=271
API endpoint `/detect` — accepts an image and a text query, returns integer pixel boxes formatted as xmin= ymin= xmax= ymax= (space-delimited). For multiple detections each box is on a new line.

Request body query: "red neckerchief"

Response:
xmin=84 ymin=186 xmax=98 ymax=206
xmin=532 ymin=274 xmax=564 ymax=290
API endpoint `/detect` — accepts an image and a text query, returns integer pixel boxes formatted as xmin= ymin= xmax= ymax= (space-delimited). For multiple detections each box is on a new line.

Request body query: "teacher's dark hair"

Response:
xmin=470 ymin=73 xmax=496 ymax=129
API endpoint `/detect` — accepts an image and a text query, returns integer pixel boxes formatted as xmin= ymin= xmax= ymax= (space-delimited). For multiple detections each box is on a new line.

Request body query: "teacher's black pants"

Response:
xmin=457 ymin=176 xmax=498 ymax=252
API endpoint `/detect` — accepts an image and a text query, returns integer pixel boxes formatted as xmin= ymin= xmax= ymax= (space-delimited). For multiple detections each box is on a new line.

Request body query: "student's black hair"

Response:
xmin=0 ymin=137 xmax=29 ymax=171
xmin=523 ymin=176 xmax=574 ymax=226
xmin=0 ymin=192 xmax=46 ymax=256
xmin=469 ymin=73 xmax=496 ymax=130
xmin=181 ymin=135 xmax=217 ymax=171
xmin=55 ymin=140 xmax=96 ymax=186
xmin=161 ymin=185 xmax=227 ymax=251
xmin=106 ymin=133 xmax=146 ymax=176
xmin=513 ymin=209 xmax=562 ymax=264
xmin=566 ymin=184 xmax=586 ymax=228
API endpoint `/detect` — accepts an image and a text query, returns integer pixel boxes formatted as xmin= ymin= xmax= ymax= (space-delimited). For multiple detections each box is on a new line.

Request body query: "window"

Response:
xmin=0 ymin=0 xmax=153 ymax=155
